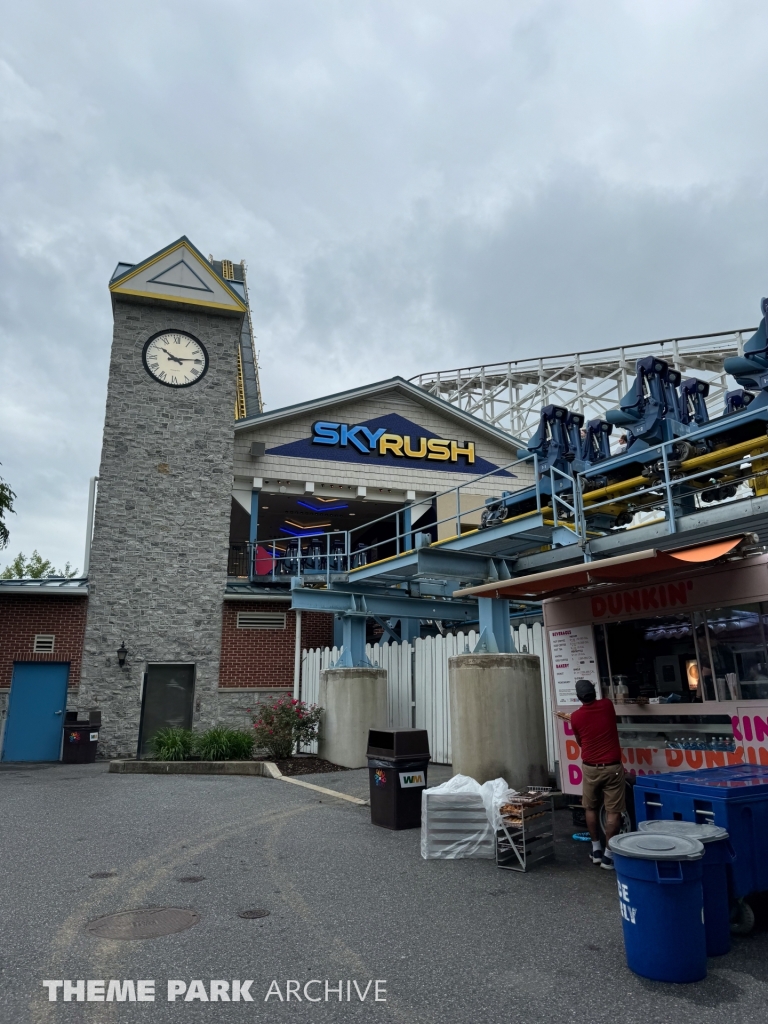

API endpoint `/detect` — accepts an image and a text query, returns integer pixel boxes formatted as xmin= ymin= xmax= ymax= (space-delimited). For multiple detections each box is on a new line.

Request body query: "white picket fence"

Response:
xmin=300 ymin=622 xmax=554 ymax=769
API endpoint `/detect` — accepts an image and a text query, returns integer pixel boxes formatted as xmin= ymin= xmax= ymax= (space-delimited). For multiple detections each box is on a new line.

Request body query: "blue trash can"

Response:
xmin=609 ymin=832 xmax=706 ymax=983
xmin=639 ymin=820 xmax=735 ymax=957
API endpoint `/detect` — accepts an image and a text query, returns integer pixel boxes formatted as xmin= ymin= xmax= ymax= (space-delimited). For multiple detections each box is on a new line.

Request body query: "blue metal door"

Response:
xmin=2 ymin=663 xmax=69 ymax=762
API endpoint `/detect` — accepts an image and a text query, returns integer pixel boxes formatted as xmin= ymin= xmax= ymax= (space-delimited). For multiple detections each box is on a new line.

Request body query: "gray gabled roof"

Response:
xmin=233 ymin=376 xmax=524 ymax=448
xmin=108 ymin=235 xmax=247 ymax=310
xmin=0 ymin=578 xmax=88 ymax=596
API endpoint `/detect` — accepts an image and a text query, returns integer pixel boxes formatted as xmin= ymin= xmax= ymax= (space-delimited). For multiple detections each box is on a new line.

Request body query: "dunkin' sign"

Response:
xmin=560 ymin=711 xmax=768 ymax=793
xmin=591 ymin=579 xmax=694 ymax=619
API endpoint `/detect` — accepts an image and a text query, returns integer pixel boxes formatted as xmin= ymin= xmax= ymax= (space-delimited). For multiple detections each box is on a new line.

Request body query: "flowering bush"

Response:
xmin=250 ymin=695 xmax=323 ymax=759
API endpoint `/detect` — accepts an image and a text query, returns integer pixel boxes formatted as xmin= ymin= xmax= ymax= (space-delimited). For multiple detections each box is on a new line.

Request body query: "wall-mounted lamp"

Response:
xmin=117 ymin=641 xmax=128 ymax=668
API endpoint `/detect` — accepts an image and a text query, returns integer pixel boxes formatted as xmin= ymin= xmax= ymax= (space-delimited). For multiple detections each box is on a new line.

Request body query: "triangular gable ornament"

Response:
xmin=110 ymin=237 xmax=246 ymax=315
xmin=147 ymin=258 xmax=213 ymax=293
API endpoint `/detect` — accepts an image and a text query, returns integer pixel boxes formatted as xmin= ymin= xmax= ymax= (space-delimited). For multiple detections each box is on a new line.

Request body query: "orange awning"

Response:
xmin=454 ymin=537 xmax=744 ymax=601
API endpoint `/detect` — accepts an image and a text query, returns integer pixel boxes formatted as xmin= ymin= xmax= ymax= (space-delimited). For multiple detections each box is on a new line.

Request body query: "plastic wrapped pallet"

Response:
xmin=421 ymin=774 xmax=514 ymax=859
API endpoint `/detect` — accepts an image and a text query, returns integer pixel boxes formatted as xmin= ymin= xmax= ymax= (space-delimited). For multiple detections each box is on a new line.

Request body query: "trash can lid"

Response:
xmin=609 ymin=832 xmax=704 ymax=861
xmin=366 ymin=728 xmax=430 ymax=758
xmin=638 ymin=820 xmax=728 ymax=843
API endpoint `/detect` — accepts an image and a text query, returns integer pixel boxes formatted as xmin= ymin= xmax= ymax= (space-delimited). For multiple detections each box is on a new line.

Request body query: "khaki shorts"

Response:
xmin=582 ymin=763 xmax=626 ymax=814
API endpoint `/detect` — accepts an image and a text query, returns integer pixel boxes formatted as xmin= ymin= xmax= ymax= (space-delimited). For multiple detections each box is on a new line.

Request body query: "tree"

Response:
xmin=0 ymin=470 xmax=15 ymax=549
xmin=0 ymin=550 xmax=79 ymax=580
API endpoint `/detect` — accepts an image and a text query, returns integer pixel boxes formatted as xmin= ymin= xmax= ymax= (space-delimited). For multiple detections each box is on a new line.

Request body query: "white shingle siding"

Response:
xmin=234 ymin=391 xmax=533 ymax=495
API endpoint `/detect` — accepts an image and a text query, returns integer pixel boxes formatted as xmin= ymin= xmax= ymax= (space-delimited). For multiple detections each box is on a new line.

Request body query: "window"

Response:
xmin=695 ymin=604 xmax=768 ymax=701
xmin=597 ymin=601 xmax=768 ymax=704
xmin=236 ymin=611 xmax=286 ymax=630
xmin=33 ymin=634 xmax=55 ymax=653
xmin=602 ymin=613 xmax=702 ymax=703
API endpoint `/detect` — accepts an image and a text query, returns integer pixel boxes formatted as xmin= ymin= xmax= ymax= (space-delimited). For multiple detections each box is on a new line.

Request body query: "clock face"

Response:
xmin=142 ymin=331 xmax=209 ymax=388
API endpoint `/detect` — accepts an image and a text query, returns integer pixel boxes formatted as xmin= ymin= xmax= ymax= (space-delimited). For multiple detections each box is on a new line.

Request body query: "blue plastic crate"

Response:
xmin=732 ymin=765 xmax=768 ymax=780
xmin=635 ymin=766 xmax=768 ymax=898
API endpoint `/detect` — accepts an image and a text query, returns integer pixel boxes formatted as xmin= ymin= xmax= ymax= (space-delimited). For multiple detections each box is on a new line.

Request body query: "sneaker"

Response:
xmin=590 ymin=848 xmax=603 ymax=865
xmin=600 ymin=853 xmax=615 ymax=871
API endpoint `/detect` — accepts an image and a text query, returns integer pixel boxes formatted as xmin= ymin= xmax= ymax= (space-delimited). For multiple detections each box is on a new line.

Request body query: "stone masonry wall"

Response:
xmin=78 ymin=299 xmax=242 ymax=758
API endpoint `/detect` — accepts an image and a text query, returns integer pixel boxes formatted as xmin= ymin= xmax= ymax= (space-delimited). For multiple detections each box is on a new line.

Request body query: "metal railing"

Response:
xmin=230 ymin=531 xmax=348 ymax=585
xmin=342 ymin=451 xmax=543 ymax=569
xmin=227 ymin=543 xmax=250 ymax=577
xmin=231 ymin=408 xmax=768 ymax=588
xmin=239 ymin=450 xmax=544 ymax=583
xmin=572 ymin=406 xmax=768 ymax=544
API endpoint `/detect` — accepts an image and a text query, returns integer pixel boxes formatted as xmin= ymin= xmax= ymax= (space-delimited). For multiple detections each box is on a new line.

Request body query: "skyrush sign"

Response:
xmin=312 ymin=421 xmax=475 ymax=465
xmin=265 ymin=411 xmax=512 ymax=476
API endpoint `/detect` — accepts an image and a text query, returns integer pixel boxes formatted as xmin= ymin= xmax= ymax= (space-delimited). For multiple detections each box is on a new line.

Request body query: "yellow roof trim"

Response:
xmin=111 ymin=287 xmax=245 ymax=312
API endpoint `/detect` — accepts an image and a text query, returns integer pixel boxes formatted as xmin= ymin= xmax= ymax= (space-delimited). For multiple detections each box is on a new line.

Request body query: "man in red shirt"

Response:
xmin=558 ymin=679 xmax=625 ymax=871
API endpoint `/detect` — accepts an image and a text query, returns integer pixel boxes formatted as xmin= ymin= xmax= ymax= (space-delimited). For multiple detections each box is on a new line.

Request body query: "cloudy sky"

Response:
xmin=2 ymin=1 xmax=768 ymax=572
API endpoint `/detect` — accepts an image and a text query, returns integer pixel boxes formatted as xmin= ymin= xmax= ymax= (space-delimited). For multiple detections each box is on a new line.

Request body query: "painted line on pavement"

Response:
xmin=279 ymin=775 xmax=369 ymax=805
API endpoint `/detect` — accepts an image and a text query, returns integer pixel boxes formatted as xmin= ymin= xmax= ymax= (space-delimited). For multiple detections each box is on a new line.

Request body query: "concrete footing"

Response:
xmin=318 ymin=667 xmax=388 ymax=768
xmin=449 ymin=653 xmax=548 ymax=788
xmin=108 ymin=760 xmax=280 ymax=777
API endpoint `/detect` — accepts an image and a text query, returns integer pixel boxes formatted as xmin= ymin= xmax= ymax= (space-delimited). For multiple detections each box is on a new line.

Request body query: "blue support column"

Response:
xmin=403 ymin=504 xmax=413 ymax=551
xmin=248 ymin=489 xmax=259 ymax=581
xmin=474 ymin=597 xmax=515 ymax=654
xmin=335 ymin=616 xmax=372 ymax=668
xmin=399 ymin=617 xmax=420 ymax=644
xmin=250 ymin=490 xmax=259 ymax=543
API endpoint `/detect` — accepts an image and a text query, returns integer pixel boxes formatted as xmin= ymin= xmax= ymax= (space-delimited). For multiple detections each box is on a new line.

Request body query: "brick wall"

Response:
xmin=0 ymin=596 xmax=88 ymax=688
xmin=219 ymin=601 xmax=334 ymax=688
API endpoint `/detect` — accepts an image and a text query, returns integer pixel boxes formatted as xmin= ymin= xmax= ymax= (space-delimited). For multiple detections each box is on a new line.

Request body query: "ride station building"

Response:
xmin=0 ymin=236 xmax=525 ymax=761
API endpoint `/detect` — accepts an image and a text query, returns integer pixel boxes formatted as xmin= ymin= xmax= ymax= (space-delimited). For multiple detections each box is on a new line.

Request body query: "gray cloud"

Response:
xmin=2 ymin=1 xmax=768 ymax=569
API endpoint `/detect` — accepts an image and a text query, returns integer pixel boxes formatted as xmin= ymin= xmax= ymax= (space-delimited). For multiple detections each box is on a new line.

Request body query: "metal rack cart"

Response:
xmin=496 ymin=787 xmax=555 ymax=872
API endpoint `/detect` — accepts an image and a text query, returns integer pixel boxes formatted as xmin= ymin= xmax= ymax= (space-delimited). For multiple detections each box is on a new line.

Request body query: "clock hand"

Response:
xmin=160 ymin=347 xmax=185 ymax=365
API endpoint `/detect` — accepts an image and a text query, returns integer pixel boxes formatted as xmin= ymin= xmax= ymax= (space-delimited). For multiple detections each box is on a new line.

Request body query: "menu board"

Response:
xmin=548 ymin=625 xmax=601 ymax=706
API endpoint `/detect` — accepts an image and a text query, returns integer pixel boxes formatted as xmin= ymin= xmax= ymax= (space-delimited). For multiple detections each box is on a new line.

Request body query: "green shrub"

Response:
xmin=196 ymin=727 xmax=254 ymax=761
xmin=150 ymin=727 xmax=194 ymax=761
xmin=250 ymin=696 xmax=323 ymax=760
xmin=224 ymin=729 xmax=255 ymax=760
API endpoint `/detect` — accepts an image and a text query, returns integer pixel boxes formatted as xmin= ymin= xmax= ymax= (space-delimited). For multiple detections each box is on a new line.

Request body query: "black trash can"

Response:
xmin=61 ymin=719 xmax=99 ymax=764
xmin=367 ymin=728 xmax=430 ymax=830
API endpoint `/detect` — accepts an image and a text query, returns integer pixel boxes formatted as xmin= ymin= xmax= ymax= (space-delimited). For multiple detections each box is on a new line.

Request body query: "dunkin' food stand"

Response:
xmin=541 ymin=541 xmax=768 ymax=797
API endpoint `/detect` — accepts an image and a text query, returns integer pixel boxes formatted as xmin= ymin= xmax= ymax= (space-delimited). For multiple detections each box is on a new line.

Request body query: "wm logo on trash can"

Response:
xmin=399 ymin=772 xmax=426 ymax=788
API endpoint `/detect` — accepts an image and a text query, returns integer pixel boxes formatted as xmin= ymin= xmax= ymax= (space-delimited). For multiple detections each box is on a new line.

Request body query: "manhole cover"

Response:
xmin=89 ymin=871 xmax=117 ymax=879
xmin=177 ymin=876 xmax=205 ymax=883
xmin=85 ymin=908 xmax=200 ymax=940
xmin=238 ymin=908 xmax=270 ymax=920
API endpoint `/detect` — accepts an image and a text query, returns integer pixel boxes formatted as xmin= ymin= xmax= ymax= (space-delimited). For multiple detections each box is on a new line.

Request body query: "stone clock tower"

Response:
xmin=79 ymin=237 xmax=247 ymax=757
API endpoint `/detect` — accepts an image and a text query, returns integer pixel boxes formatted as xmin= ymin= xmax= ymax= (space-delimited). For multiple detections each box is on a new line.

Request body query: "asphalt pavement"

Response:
xmin=1 ymin=761 xmax=767 ymax=1024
